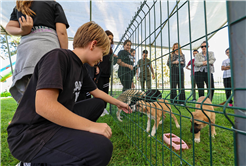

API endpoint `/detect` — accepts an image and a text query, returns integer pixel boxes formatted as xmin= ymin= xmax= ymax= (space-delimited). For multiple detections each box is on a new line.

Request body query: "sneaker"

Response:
xmin=16 ymin=162 xmax=22 ymax=166
xmin=104 ymin=109 xmax=109 ymax=115
xmin=191 ymin=99 xmax=196 ymax=102
xmin=180 ymin=104 xmax=184 ymax=106
xmin=228 ymin=103 xmax=233 ymax=107
xmin=101 ymin=109 xmax=109 ymax=117
xmin=15 ymin=162 xmax=31 ymax=166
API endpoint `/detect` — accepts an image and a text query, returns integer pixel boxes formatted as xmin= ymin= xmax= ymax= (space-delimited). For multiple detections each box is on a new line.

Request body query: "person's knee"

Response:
xmin=101 ymin=139 xmax=113 ymax=162
xmin=92 ymin=137 xmax=113 ymax=165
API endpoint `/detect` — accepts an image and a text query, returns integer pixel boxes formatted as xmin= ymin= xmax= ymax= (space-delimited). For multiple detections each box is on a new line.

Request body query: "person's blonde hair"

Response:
xmin=171 ymin=43 xmax=183 ymax=61
xmin=73 ymin=21 xmax=110 ymax=56
xmin=16 ymin=0 xmax=36 ymax=16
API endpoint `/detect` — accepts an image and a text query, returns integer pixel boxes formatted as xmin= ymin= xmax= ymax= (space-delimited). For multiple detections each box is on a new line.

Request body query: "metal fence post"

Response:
xmin=227 ymin=1 xmax=246 ymax=165
xmin=5 ymin=34 xmax=14 ymax=74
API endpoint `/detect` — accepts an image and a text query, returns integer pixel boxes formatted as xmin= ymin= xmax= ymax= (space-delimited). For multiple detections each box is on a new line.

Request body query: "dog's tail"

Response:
xmin=213 ymin=101 xmax=227 ymax=109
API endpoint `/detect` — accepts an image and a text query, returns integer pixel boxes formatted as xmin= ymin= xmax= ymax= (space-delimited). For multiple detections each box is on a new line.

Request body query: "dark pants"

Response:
xmin=97 ymin=76 xmax=110 ymax=108
xmin=140 ymin=76 xmax=151 ymax=91
xmin=191 ymin=76 xmax=196 ymax=100
xmin=223 ymin=77 xmax=233 ymax=104
xmin=170 ymin=67 xmax=186 ymax=104
xmin=11 ymin=74 xmax=32 ymax=103
xmin=195 ymin=71 xmax=214 ymax=101
xmin=30 ymin=98 xmax=113 ymax=166
xmin=119 ymin=74 xmax=132 ymax=92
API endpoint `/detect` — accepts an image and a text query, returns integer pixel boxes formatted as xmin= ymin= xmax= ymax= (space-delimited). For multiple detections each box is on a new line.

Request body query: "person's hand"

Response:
xmin=203 ymin=61 xmax=207 ymax=66
xmin=89 ymin=123 xmax=112 ymax=139
xmin=95 ymin=66 xmax=100 ymax=75
xmin=180 ymin=61 xmax=184 ymax=64
xmin=19 ymin=15 xmax=33 ymax=36
xmin=136 ymin=76 xmax=139 ymax=81
xmin=152 ymin=75 xmax=155 ymax=79
xmin=131 ymin=82 xmax=135 ymax=89
xmin=175 ymin=60 xmax=179 ymax=64
xmin=117 ymin=101 xmax=132 ymax=114
xmin=128 ymin=65 xmax=133 ymax=70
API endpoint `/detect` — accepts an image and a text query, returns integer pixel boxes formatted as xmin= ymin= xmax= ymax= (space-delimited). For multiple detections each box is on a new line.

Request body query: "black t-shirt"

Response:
xmin=10 ymin=1 xmax=69 ymax=30
xmin=117 ymin=50 xmax=134 ymax=77
xmin=99 ymin=53 xmax=113 ymax=77
xmin=7 ymin=49 xmax=96 ymax=161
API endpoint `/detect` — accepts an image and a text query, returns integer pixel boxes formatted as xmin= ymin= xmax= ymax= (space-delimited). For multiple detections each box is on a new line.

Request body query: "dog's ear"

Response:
xmin=203 ymin=116 xmax=209 ymax=123
xmin=191 ymin=112 xmax=200 ymax=122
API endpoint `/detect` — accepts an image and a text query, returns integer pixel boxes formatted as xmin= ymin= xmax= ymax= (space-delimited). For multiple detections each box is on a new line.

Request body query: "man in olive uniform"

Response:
xmin=136 ymin=50 xmax=155 ymax=91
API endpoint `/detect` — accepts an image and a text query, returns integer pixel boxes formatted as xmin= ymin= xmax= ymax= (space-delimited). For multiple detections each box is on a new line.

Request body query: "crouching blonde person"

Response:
xmin=7 ymin=22 xmax=132 ymax=166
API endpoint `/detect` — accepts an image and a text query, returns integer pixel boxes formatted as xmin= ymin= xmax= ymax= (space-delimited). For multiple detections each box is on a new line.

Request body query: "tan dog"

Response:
xmin=190 ymin=96 xmax=217 ymax=143
xmin=135 ymin=99 xmax=180 ymax=137
xmin=116 ymin=89 xmax=146 ymax=122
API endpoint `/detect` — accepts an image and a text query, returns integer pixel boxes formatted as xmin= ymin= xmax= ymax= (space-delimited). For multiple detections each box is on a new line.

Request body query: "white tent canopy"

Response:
xmin=0 ymin=0 xmax=227 ymax=49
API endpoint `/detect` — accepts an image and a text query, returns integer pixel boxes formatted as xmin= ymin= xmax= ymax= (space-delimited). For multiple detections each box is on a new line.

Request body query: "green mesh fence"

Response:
xmin=109 ymin=1 xmax=246 ymax=165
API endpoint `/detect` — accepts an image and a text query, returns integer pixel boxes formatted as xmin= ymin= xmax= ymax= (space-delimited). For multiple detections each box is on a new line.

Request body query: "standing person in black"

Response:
xmin=117 ymin=40 xmax=135 ymax=92
xmin=96 ymin=30 xmax=115 ymax=115
xmin=79 ymin=63 xmax=95 ymax=99
xmin=194 ymin=41 xmax=216 ymax=101
xmin=6 ymin=0 xmax=69 ymax=103
xmin=7 ymin=22 xmax=132 ymax=166
xmin=167 ymin=43 xmax=186 ymax=105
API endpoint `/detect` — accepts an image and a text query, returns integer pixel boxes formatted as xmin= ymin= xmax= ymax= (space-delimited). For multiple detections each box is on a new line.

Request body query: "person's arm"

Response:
xmin=208 ymin=52 xmax=216 ymax=65
xmin=56 ymin=23 xmax=68 ymax=49
xmin=36 ymin=88 xmax=112 ymax=138
xmin=90 ymin=88 xmax=132 ymax=114
xmin=167 ymin=54 xmax=179 ymax=65
xmin=5 ymin=16 xmax=33 ymax=36
xmin=150 ymin=64 xmax=155 ymax=79
xmin=180 ymin=55 xmax=186 ymax=68
xmin=186 ymin=60 xmax=191 ymax=70
xmin=117 ymin=59 xmax=133 ymax=70
xmin=95 ymin=66 xmax=100 ymax=75
xmin=221 ymin=65 xmax=230 ymax=71
xmin=194 ymin=54 xmax=204 ymax=66
xmin=136 ymin=68 xmax=139 ymax=80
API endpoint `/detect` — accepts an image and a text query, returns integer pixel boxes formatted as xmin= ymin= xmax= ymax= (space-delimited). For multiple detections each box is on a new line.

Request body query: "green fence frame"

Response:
xmin=109 ymin=1 xmax=246 ymax=165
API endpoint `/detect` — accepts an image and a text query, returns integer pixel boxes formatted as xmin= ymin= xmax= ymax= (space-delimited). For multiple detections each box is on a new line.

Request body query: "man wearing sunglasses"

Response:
xmin=194 ymin=41 xmax=216 ymax=101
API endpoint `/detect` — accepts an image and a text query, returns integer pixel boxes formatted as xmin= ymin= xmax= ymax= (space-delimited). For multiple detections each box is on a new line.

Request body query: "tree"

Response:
xmin=0 ymin=34 xmax=20 ymax=60
xmin=150 ymin=48 xmax=170 ymax=88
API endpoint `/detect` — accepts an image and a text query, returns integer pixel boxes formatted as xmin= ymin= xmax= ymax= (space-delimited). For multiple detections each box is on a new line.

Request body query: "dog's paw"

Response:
xmin=117 ymin=117 xmax=123 ymax=122
xmin=194 ymin=138 xmax=200 ymax=143
xmin=209 ymin=132 xmax=216 ymax=138
xmin=159 ymin=120 xmax=163 ymax=124
xmin=212 ymin=133 xmax=216 ymax=138
xmin=176 ymin=124 xmax=180 ymax=128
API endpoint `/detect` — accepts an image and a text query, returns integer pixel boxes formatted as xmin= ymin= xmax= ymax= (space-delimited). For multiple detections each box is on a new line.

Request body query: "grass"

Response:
xmin=1 ymin=91 xmax=236 ymax=165
xmin=1 ymin=91 xmax=11 ymax=97
xmin=1 ymin=98 xmax=19 ymax=165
